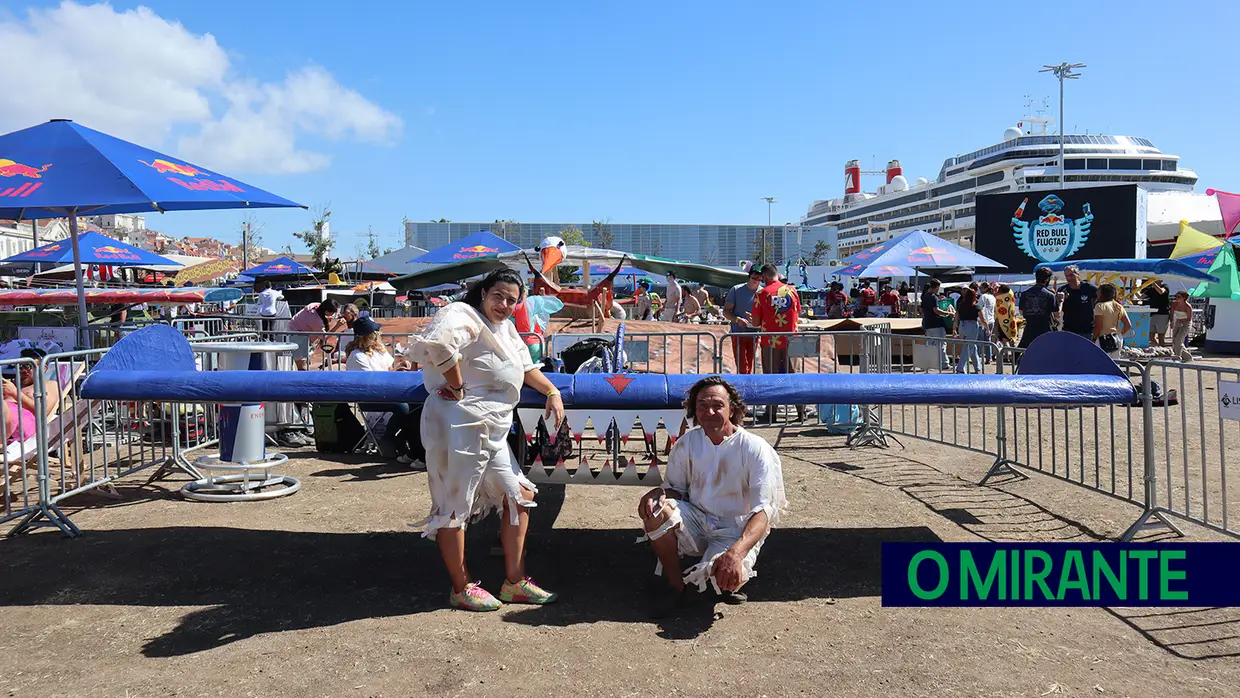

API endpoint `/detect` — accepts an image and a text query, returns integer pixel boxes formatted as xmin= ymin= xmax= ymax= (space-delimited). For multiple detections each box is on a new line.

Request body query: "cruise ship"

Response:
xmin=802 ymin=122 xmax=1217 ymax=259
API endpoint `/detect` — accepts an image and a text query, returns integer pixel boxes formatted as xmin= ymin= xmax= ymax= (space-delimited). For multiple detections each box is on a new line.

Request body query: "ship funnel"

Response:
xmin=886 ymin=159 xmax=903 ymax=184
xmin=845 ymin=159 xmax=861 ymax=195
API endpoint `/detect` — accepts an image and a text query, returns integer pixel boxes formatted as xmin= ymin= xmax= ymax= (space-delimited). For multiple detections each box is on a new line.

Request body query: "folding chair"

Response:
xmin=351 ymin=404 xmax=392 ymax=456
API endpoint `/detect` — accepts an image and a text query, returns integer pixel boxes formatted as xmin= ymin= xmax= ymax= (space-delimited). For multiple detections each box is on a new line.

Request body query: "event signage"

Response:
xmin=1219 ymin=379 xmax=1240 ymax=422
xmin=881 ymin=543 xmax=1240 ymax=606
xmin=976 ymin=185 xmax=1144 ymax=274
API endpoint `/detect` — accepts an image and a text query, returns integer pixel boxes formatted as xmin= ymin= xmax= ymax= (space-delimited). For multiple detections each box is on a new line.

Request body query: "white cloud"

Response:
xmin=0 ymin=2 xmax=402 ymax=174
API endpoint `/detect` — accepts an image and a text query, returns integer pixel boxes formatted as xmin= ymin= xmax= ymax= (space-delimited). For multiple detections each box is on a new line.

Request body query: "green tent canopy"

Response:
xmin=1191 ymin=244 xmax=1240 ymax=300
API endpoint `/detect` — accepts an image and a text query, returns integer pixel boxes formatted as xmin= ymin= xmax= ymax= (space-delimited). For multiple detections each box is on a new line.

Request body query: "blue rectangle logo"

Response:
xmin=881 ymin=543 xmax=1240 ymax=607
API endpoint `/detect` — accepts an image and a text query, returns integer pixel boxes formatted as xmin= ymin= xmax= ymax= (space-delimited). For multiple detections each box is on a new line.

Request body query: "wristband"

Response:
xmin=545 ymin=388 xmax=560 ymax=398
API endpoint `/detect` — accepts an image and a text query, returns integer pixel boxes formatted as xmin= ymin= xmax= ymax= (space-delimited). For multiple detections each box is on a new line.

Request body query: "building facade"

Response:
xmin=405 ymin=221 xmax=836 ymax=268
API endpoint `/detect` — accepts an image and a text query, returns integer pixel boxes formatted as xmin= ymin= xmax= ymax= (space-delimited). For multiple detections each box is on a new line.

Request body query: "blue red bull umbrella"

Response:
xmin=1 ymin=231 xmax=178 ymax=266
xmin=837 ymin=230 xmax=1006 ymax=277
xmin=243 ymin=256 xmax=319 ymax=277
xmin=0 ymin=118 xmax=304 ymax=346
xmin=411 ymin=231 xmax=521 ymax=264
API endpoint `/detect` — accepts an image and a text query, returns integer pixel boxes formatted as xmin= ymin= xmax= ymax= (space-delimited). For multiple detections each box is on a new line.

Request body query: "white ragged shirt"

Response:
xmin=664 ymin=425 xmax=787 ymax=528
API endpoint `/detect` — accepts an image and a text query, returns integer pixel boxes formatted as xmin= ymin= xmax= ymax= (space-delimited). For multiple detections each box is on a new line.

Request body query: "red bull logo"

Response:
xmin=139 ymin=158 xmax=245 ymax=193
xmin=453 ymin=245 xmax=500 ymax=259
xmin=267 ymin=264 xmax=292 ymax=272
xmin=26 ymin=242 xmax=62 ymax=258
xmin=0 ymin=157 xmax=51 ymax=199
xmin=95 ymin=245 xmax=141 ymax=260
xmin=0 ymin=158 xmax=51 ymax=178
xmin=140 ymin=159 xmax=202 ymax=177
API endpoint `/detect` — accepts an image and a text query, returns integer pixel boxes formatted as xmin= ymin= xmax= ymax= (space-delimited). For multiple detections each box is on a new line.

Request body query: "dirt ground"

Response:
xmin=3 ymin=394 xmax=1240 ymax=698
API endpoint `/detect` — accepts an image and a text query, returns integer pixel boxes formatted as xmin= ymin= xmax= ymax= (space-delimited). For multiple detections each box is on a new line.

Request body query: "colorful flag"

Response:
xmin=1206 ymin=189 xmax=1240 ymax=239
xmin=1170 ymin=220 xmax=1224 ymax=259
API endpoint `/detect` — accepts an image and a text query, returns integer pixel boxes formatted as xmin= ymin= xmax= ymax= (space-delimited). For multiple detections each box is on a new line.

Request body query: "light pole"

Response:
xmin=760 ymin=196 xmax=776 ymax=265
xmin=1040 ymin=61 xmax=1084 ymax=186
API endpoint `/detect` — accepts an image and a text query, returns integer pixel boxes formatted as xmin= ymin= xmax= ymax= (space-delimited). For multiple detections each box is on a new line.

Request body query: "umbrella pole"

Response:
xmin=70 ymin=212 xmax=90 ymax=350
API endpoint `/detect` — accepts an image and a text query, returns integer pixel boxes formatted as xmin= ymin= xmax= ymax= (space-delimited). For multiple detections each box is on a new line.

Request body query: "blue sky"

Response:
xmin=3 ymin=1 xmax=1238 ymax=256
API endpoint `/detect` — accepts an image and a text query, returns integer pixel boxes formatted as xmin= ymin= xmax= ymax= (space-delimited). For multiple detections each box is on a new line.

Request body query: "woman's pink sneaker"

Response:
xmin=449 ymin=582 xmax=502 ymax=611
xmin=499 ymin=577 xmax=558 ymax=604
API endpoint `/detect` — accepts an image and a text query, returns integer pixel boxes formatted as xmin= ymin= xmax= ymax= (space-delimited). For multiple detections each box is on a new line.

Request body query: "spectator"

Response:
xmin=634 ymin=280 xmax=653 ymax=320
xmin=256 ymin=279 xmax=282 ymax=317
xmin=1057 ymin=265 xmax=1098 ymax=339
xmin=340 ymin=303 xmax=361 ymax=329
xmin=879 ymin=284 xmax=900 ymax=309
xmin=1170 ymin=291 xmax=1194 ymax=362
xmin=859 ymin=281 xmax=877 ymax=315
xmin=978 ymin=283 xmax=997 ymax=360
xmin=1018 ymin=268 xmax=1058 ymax=349
xmin=1143 ymin=279 xmax=1170 ymax=347
xmin=825 ymin=282 xmax=848 ymax=319
xmin=345 ymin=316 xmax=422 ymax=468
xmin=1093 ymin=282 xmax=1132 ymax=359
xmin=955 ymin=285 xmax=984 ymax=374
xmin=751 ymin=264 xmax=806 ymax=422
xmin=683 ymin=285 xmax=703 ymax=320
xmin=723 ymin=265 xmax=763 ymax=374
xmin=920 ymin=279 xmax=954 ymax=370
xmin=287 ymin=298 xmax=344 ymax=371
xmin=662 ymin=271 xmax=682 ymax=322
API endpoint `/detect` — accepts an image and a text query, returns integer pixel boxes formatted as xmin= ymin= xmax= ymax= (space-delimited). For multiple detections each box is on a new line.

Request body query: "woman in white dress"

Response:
xmin=407 ymin=269 xmax=565 ymax=612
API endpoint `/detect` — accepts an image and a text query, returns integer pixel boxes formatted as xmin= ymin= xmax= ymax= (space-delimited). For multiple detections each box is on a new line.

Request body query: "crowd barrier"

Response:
xmin=4 ymin=323 xmax=1237 ymax=543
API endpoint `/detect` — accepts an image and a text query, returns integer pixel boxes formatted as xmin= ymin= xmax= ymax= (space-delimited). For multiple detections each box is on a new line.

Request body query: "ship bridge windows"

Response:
xmin=1065 ymin=159 xmax=1086 ymax=170
xmin=1110 ymin=158 xmax=1141 ymax=170
xmin=1142 ymin=158 xmax=1166 ymax=170
xmin=976 ymin=171 xmax=1004 ymax=185
xmin=931 ymin=178 xmax=976 ymax=197
xmin=1087 ymin=158 xmax=1108 ymax=169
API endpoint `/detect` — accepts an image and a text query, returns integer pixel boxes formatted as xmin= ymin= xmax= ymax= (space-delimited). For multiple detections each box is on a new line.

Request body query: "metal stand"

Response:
xmin=183 ymin=453 xmax=299 ymax=502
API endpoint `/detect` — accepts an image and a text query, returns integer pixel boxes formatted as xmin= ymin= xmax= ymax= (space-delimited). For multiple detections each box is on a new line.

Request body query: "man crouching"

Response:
xmin=637 ymin=376 xmax=788 ymax=618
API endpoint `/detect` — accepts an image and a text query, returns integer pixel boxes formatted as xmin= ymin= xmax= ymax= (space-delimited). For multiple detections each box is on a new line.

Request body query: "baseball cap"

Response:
xmin=352 ymin=316 xmax=382 ymax=336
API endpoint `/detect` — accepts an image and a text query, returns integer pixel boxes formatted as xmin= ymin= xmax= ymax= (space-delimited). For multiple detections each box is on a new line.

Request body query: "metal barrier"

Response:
xmin=985 ymin=347 xmax=1149 ymax=511
xmin=1123 ymin=360 xmax=1240 ymax=540
xmin=869 ymin=332 xmax=1006 ymax=457
xmin=10 ymin=317 xmax=1236 ymax=545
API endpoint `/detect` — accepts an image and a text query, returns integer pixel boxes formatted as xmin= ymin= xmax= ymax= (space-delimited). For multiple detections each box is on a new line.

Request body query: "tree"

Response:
xmin=753 ymin=230 xmax=774 ymax=266
xmin=494 ymin=219 xmax=521 ymax=244
xmin=432 ymin=218 xmax=450 ymax=223
xmin=293 ymin=204 xmax=334 ymax=268
xmin=240 ymin=214 xmax=265 ymax=264
xmin=592 ymin=219 xmax=614 ymax=249
xmin=557 ymin=226 xmax=589 ymax=284
xmin=365 ymin=226 xmax=382 ymax=260
xmin=808 ymin=239 xmax=830 ymax=265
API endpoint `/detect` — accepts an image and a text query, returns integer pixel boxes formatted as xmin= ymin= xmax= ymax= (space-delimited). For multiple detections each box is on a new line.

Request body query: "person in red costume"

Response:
xmin=749 ymin=264 xmax=806 ymax=423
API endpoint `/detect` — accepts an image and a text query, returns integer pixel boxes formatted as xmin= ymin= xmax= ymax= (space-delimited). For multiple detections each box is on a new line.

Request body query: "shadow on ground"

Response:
xmin=500 ymin=524 xmax=941 ymax=640
xmin=0 ymin=521 xmax=939 ymax=655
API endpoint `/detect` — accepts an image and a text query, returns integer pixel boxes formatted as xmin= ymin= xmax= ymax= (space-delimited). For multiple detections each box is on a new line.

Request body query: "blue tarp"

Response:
xmin=1036 ymin=258 xmax=1221 ymax=283
xmin=410 ymin=231 xmax=521 ymax=264
xmin=0 ymin=231 xmax=180 ymax=266
xmin=837 ymin=230 xmax=1006 ymax=277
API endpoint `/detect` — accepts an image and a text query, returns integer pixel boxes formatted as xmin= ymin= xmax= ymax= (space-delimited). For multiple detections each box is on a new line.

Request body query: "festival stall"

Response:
xmin=1035 ymin=258 xmax=1219 ymax=349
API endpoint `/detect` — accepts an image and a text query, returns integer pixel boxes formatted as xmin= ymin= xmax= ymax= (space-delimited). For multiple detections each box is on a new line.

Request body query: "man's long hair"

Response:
xmin=683 ymin=375 xmax=746 ymax=427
